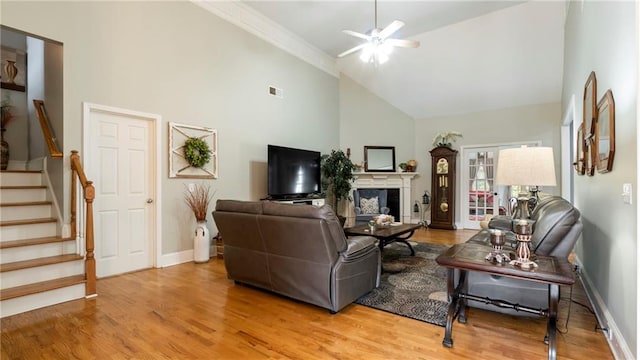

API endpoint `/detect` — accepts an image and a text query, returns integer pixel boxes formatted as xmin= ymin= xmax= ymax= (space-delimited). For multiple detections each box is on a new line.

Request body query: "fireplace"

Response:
xmin=350 ymin=172 xmax=418 ymax=225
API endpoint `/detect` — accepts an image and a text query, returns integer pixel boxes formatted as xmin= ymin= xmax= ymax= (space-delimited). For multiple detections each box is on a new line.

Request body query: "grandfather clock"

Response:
xmin=429 ymin=146 xmax=457 ymax=230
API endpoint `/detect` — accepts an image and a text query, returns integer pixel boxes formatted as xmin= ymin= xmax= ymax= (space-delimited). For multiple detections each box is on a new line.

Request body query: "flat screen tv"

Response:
xmin=268 ymin=145 xmax=321 ymax=199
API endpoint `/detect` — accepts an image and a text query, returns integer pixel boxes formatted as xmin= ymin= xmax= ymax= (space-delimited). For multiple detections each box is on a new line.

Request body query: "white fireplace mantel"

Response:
xmin=351 ymin=172 xmax=419 ymax=224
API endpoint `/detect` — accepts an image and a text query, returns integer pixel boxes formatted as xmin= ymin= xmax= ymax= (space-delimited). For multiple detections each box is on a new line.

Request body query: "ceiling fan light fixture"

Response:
xmin=359 ymin=42 xmax=392 ymax=64
xmin=338 ymin=1 xmax=417 ymax=64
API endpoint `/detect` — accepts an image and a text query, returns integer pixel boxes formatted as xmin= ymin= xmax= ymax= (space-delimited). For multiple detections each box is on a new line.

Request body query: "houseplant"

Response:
xmin=184 ymin=183 xmax=214 ymax=263
xmin=432 ymin=131 xmax=463 ymax=148
xmin=321 ymin=149 xmax=355 ymax=225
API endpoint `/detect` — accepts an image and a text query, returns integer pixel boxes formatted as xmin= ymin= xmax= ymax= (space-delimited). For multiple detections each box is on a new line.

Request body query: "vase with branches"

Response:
xmin=184 ymin=183 xmax=214 ymax=263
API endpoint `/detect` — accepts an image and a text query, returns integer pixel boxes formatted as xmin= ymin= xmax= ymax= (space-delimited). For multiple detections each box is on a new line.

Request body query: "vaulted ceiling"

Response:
xmin=203 ymin=1 xmax=567 ymax=119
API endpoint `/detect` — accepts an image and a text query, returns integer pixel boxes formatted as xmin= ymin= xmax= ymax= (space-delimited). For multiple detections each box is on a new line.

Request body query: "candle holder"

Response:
xmin=509 ymin=219 xmax=537 ymax=269
xmin=485 ymin=229 xmax=511 ymax=264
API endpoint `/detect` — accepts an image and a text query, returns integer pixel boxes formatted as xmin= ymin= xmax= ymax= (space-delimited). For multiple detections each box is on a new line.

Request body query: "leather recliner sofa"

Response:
xmin=464 ymin=195 xmax=582 ymax=315
xmin=212 ymin=200 xmax=381 ymax=313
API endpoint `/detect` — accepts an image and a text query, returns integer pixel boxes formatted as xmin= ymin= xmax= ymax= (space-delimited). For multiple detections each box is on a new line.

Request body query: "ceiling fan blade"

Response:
xmin=386 ymin=38 xmax=420 ymax=48
xmin=337 ymin=43 xmax=367 ymax=58
xmin=342 ymin=30 xmax=371 ymax=41
xmin=378 ymin=20 xmax=405 ymax=40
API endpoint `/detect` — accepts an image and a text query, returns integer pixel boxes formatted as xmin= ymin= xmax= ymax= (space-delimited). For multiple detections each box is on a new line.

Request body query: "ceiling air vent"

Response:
xmin=268 ymin=86 xmax=283 ymax=98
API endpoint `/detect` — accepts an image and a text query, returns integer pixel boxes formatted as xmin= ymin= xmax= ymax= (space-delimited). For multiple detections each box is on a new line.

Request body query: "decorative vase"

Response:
xmin=0 ymin=128 xmax=8 ymax=170
xmin=4 ymin=60 xmax=18 ymax=84
xmin=193 ymin=220 xmax=210 ymax=263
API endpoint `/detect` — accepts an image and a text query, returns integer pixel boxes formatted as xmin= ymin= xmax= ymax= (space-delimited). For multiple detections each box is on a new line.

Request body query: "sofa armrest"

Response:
xmin=342 ymin=236 xmax=377 ymax=259
xmin=380 ymin=207 xmax=390 ymax=215
xmin=488 ymin=215 xmax=513 ymax=231
xmin=354 ymin=207 xmax=363 ymax=215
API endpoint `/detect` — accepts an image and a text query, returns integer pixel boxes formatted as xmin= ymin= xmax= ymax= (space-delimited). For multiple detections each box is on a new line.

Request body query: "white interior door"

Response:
xmin=461 ymin=147 xmax=504 ymax=229
xmin=85 ymin=104 xmax=157 ymax=278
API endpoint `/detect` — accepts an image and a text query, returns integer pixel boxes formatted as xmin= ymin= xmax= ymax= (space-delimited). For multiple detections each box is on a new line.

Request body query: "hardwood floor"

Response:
xmin=1 ymin=228 xmax=613 ymax=359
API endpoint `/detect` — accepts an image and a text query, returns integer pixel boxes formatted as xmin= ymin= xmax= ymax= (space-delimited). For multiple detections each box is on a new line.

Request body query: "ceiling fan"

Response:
xmin=338 ymin=0 xmax=420 ymax=64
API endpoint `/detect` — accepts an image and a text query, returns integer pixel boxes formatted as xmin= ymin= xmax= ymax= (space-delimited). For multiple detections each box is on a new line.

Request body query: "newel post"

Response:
xmin=85 ymin=180 xmax=96 ymax=297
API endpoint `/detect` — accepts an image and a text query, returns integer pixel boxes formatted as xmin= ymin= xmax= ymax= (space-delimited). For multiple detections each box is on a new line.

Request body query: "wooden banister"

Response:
xmin=33 ymin=100 xmax=63 ymax=158
xmin=70 ymin=150 xmax=96 ymax=297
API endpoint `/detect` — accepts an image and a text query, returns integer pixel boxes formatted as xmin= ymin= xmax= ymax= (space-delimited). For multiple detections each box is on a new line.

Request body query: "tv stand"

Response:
xmin=271 ymin=198 xmax=325 ymax=206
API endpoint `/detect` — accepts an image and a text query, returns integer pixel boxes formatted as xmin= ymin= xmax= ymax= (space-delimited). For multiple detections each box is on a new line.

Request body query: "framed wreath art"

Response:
xmin=169 ymin=122 xmax=218 ymax=178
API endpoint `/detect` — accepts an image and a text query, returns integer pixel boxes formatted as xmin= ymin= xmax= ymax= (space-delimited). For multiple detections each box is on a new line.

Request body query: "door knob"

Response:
xmin=146 ymin=198 xmax=154 ymax=204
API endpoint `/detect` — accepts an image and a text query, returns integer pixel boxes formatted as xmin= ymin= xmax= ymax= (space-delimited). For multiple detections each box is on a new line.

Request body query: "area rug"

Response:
xmin=355 ymin=242 xmax=450 ymax=327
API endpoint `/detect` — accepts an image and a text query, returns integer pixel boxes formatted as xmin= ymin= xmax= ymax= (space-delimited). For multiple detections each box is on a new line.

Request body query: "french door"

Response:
xmin=461 ymin=146 xmax=503 ymax=229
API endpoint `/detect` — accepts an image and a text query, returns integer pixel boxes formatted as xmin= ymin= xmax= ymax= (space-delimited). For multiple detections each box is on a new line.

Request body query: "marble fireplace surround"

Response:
xmin=351 ymin=172 xmax=419 ymax=225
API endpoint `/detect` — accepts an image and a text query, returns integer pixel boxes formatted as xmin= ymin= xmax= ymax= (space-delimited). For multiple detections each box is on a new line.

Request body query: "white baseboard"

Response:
xmin=159 ymin=249 xmax=194 ymax=268
xmin=574 ymin=257 xmax=635 ymax=360
xmin=159 ymin=248 xmax=219 ymax=268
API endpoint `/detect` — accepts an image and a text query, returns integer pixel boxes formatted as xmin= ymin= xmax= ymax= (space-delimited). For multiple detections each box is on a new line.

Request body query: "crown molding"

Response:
xmin=192 ymin=1 xmax=339 ymax=77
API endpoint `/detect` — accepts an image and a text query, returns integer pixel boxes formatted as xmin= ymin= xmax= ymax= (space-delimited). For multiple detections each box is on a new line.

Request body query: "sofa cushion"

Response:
xmin=215 ymin=199 xmax=263 ymax=214
xmin=263 ymin=201 xmax=330 ymax=219
xmin=531 ymin=198 xmax=581 ymax=254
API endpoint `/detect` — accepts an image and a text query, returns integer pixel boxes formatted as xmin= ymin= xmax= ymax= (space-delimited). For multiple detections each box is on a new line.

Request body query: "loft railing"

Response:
xmin=70 ymin=150 xmax=96 ymax=297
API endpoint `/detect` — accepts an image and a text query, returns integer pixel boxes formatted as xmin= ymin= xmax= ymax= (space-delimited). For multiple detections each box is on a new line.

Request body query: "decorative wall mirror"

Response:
xmin=595 ymin=89 xmax=615 ymax=173
xmin=364 ymin=146 xmax=396 ymax=172
xmin=574 ymin=122 xmax=586 ymax=175
xmin=583 ymin=71 xmax=597 ymax=140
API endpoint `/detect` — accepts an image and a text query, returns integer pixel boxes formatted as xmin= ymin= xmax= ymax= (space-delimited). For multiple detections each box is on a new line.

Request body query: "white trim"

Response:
xmin=40 ymin=156 xmax=67 ymax=239
xmin=160 ymin=250 xmax=195 ymax=268
xmin=82 ymin=102 xmax=163 ymax=271
xmin=192 ymin=0 xmax=338 ymax=77
xmin=574 ymin=257 xmax=635 ymax=360
xmin=561 ymin=94 xmax=576 ymax=202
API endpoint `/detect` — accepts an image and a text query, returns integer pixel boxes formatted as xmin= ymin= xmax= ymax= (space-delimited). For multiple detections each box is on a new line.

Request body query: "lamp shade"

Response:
xmin=495 ymin=146 xmax=557 ymax=186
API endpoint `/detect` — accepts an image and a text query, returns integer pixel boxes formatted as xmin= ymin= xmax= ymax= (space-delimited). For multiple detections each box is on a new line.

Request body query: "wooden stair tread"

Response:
xmin=0 ymin=274 xmax=85 ymax=301
xmin=1 ymin=236 xmax=73 ymax=249
xmin=0 ymin=185 xmax=46 ymax=190
xmin=0 ymin=217 xmax=57 ymax=226
xmin=1 ymin=201 xmax=52 ymax=207
xmin=1 ymin=254 xmax=84 ymax=272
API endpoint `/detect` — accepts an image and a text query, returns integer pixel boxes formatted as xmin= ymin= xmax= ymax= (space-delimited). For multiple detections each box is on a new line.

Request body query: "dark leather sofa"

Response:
xmin=464 ymin=195 xmax=582 ymax=315
xmin=212 ymin=200 xmax=381 ymax=313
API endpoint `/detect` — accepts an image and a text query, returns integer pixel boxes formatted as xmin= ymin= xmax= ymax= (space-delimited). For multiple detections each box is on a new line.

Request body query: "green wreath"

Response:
xmin=183 ymin=137 xmax=211 ymax=168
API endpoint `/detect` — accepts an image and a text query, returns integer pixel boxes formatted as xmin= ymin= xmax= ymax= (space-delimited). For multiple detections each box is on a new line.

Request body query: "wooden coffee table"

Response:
xmin=436 ymin=242 xmax=575 ymax=360
xmin=344 ymin=223 xmax=421 ymax=255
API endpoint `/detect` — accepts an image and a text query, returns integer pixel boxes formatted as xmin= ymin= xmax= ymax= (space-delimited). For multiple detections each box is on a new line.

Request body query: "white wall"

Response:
xmin=1 ymin=1 xmax=340 ymax=254
xmin=339 ymin=74 xmax=415 ymax=168
xmin=562 ymin=2 xmax=638 ymax=358
xmin=414 ymin=102 xmax=561 ymax=226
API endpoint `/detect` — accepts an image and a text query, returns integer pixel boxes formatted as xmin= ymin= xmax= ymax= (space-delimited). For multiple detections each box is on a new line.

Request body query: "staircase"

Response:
xmin=0 ymin=170 xmax=86 ymax=318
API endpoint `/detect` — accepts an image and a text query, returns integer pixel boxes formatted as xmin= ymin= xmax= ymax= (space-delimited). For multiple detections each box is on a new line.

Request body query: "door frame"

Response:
xmin=459 ymin=141 xmax=540 ymax=229
xmin=561 ymin=95 xmax=576 ymax=203
xmin=82 ymin=102 xmax=162 ymax=269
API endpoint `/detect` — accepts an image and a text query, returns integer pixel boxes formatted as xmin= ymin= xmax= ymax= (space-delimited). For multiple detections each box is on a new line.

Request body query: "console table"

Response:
xmin=435 ymin=242 xmax=575 ymax=360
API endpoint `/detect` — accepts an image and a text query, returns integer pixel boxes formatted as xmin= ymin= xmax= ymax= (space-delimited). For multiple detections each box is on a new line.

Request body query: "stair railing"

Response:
xmin=69 ymin=150 xmax=96 ymax=297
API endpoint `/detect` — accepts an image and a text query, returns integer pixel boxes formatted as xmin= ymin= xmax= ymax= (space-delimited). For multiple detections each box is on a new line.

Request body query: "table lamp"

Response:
xmin=495 ymin=146 xmax=557 ymax=220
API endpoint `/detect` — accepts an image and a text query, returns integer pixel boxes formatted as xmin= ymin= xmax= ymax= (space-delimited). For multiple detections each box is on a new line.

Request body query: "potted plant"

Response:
xmin=321 ymin=149 xmax=355 ymax=225
xmin=184 ymin=183 xmax=214 ymax=263
xmin=432 ymin=131 xmax=463 ymax=148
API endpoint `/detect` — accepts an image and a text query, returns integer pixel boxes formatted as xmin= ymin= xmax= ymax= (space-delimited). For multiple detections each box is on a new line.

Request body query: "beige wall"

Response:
xmin=562 ymin=1 xmax=637 ymax=357
xmin=2 ymin=1 xmax=340 ymax=254
xmin=414 ymin=102 xmax=562 ymax=225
